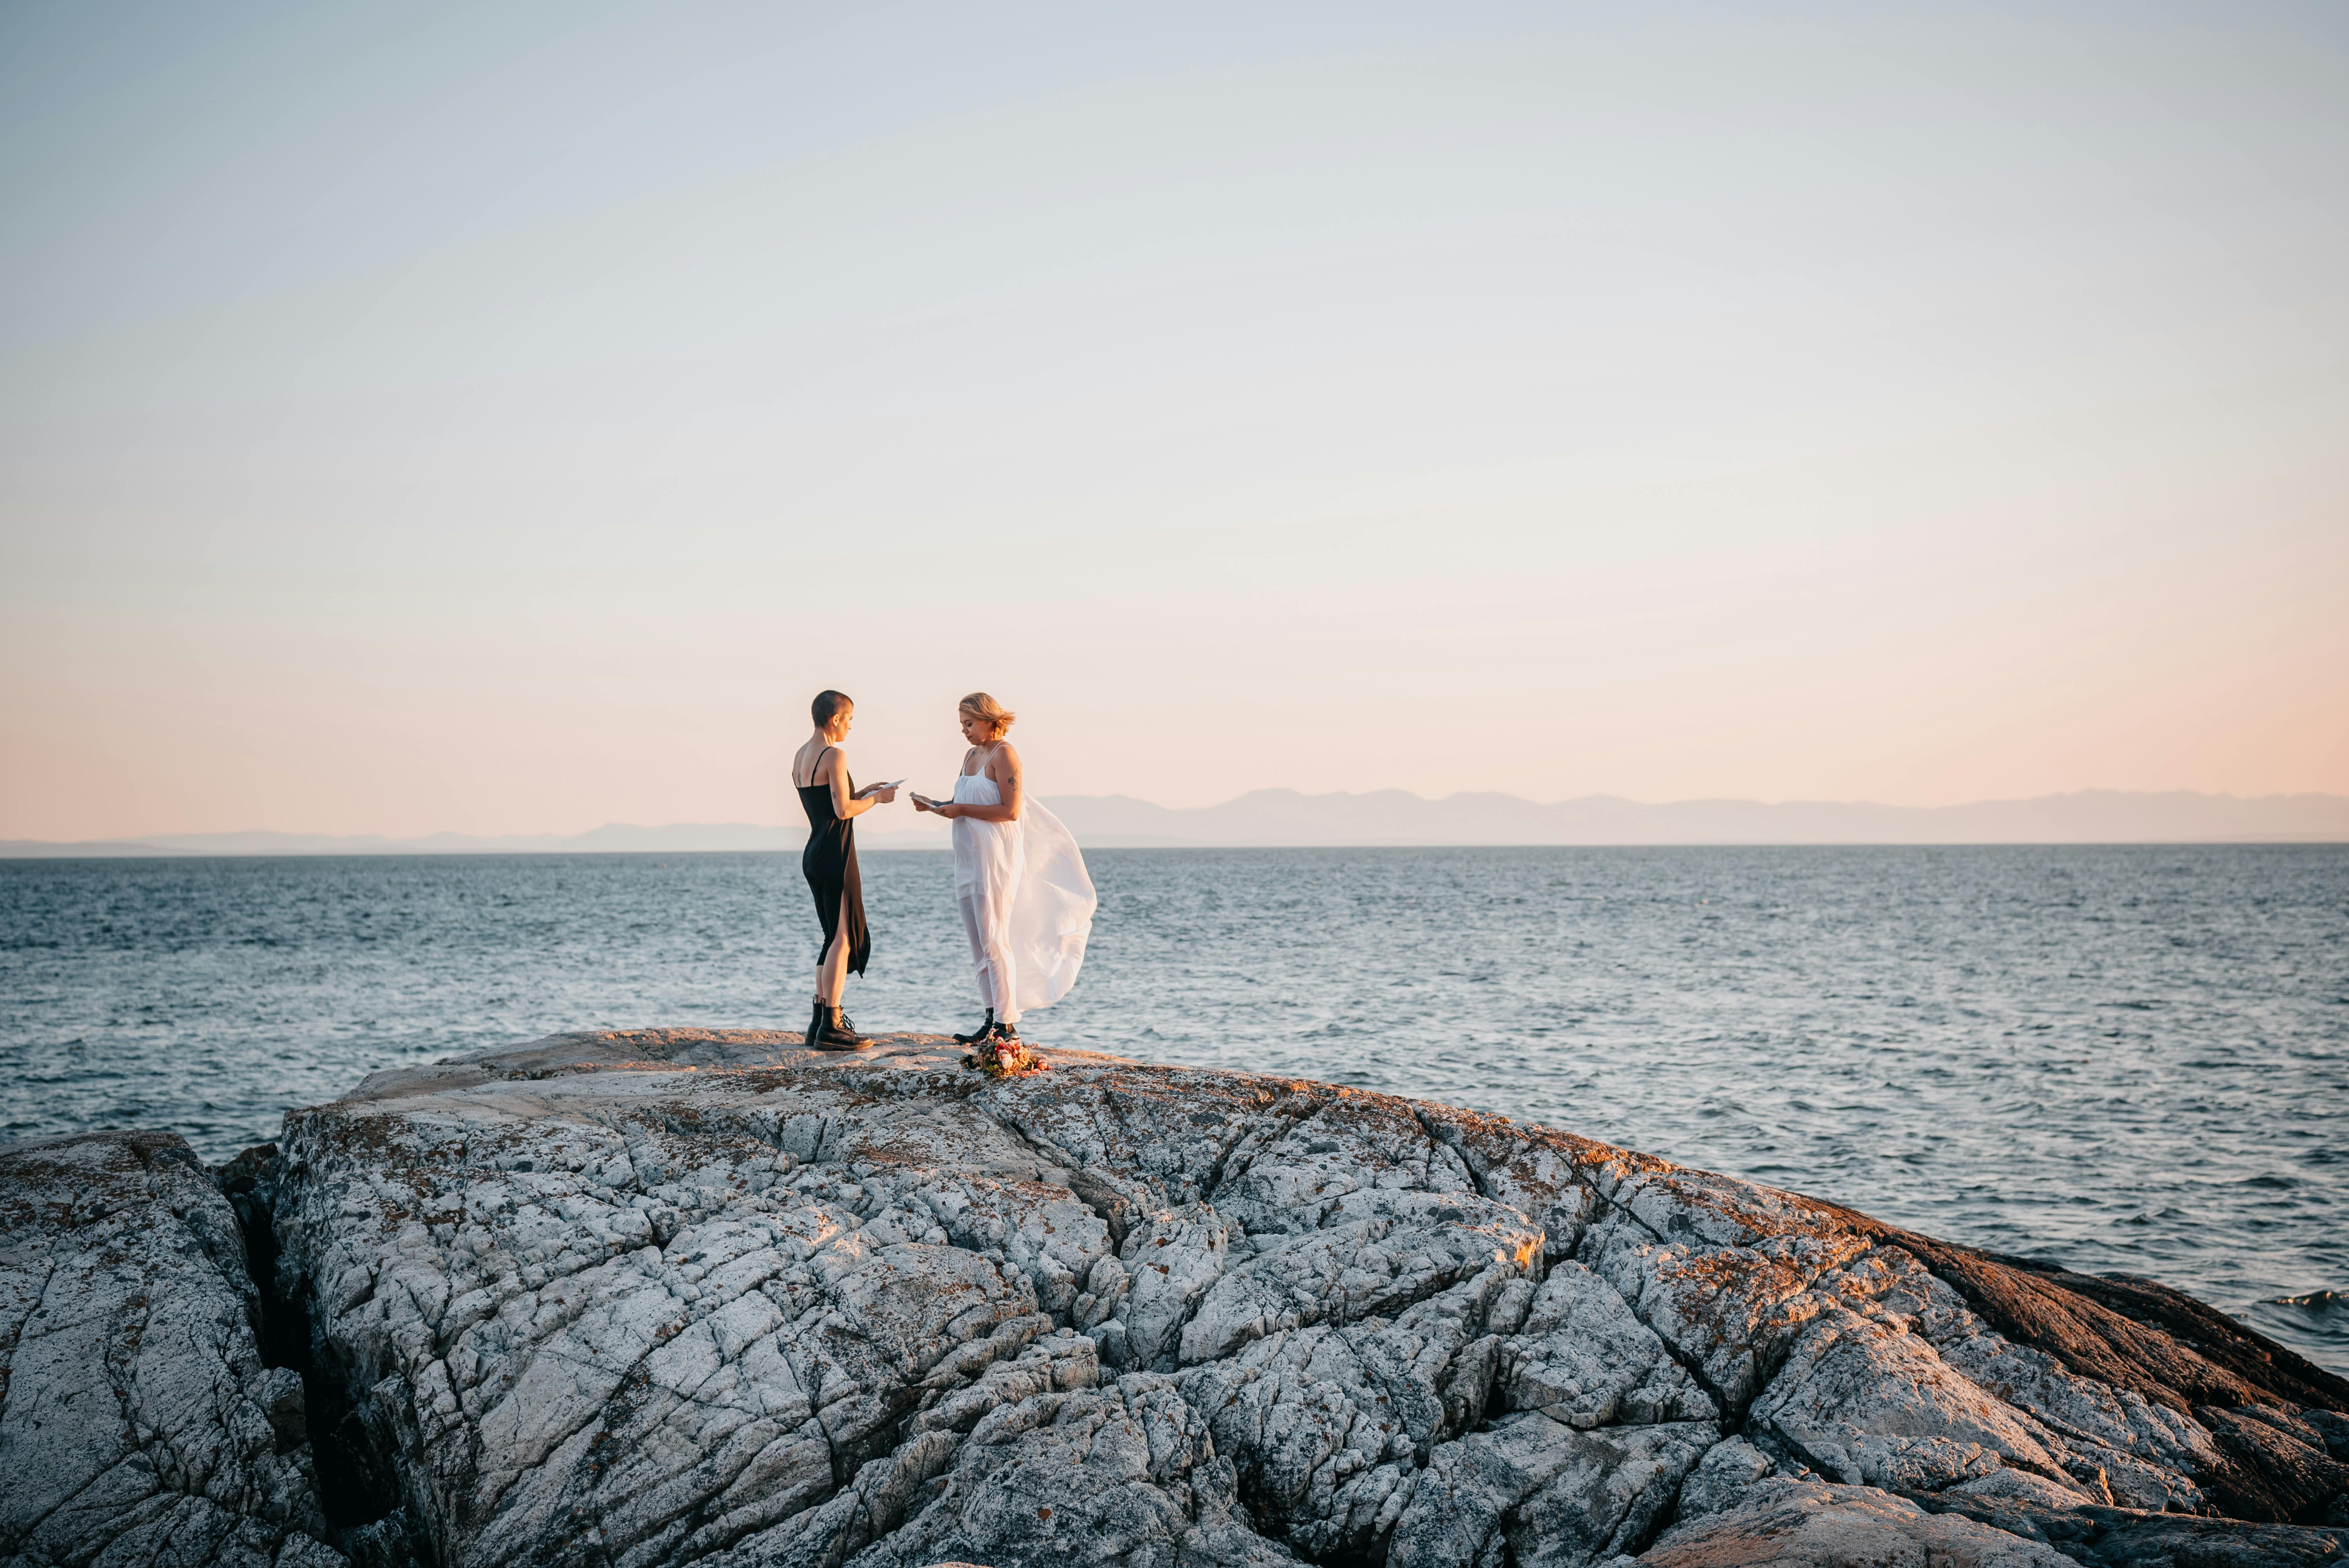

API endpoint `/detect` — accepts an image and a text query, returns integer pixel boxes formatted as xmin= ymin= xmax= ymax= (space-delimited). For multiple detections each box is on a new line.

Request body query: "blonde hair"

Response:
xmin=959 ymin=691 xmax=1015 ymax=739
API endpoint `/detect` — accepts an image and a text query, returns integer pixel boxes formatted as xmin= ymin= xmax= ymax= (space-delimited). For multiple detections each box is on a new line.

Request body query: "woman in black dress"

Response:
xmin=794 ymin=690 xmax=895 ymax=1049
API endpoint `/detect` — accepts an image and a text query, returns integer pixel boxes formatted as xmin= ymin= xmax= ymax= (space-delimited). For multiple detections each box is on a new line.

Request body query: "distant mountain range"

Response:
xmin=5 ymin=789 xmax=2345 ymax=857
xmin=1039 ymin=788 xmax=2349 ymax=846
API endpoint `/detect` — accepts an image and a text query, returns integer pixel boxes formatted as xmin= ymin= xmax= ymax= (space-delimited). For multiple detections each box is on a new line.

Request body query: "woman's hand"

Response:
xmin=870 ymin=785 xmax=898 ymax=804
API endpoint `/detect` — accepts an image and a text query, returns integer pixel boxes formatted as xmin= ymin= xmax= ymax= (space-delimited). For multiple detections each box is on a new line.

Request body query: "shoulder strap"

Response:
xmin=803 ymin=745 xmax=834 ymax=788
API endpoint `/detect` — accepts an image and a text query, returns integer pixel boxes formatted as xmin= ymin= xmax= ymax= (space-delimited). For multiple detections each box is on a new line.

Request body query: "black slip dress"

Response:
xmin=798 ymin=746 xmax=870 ymax=976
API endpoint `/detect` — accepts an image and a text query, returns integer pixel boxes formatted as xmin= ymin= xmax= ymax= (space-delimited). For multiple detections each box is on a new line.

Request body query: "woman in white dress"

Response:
xmin=911 ymin=692 xmax=1096 ymax=1053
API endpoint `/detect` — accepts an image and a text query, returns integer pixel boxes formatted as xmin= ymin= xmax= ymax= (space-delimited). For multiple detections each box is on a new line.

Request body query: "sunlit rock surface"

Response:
xmin=4 ymin=1026 xmax=2346 ymax=1567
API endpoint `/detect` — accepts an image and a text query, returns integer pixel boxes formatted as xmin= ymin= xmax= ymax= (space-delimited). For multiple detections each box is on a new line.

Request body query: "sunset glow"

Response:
xmin=3 ymin=4 xmax=2344 ymax=840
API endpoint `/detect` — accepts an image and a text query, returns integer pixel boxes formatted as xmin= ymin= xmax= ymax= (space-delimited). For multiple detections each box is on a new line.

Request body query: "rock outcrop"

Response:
xmin=4 ymin=1027 xmax=2345 ymax=1568
xmin=0 ymin=1131 xmax=341 ymax=1567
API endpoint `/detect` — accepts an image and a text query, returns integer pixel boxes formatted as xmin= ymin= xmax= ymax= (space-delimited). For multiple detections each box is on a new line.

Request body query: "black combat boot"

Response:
xmin=807 ymin=1001 xmax=871 ymax=1052
xmin=953 ymin=1009 xmax=996 ymax=1045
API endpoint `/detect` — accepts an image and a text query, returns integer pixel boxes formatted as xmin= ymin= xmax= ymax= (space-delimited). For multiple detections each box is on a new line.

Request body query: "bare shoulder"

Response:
xmin=994 ymin=741 xmax=1022 ymax=770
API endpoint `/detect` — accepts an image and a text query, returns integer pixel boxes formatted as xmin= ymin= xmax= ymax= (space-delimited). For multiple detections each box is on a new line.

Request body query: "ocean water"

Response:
xmin=2 ymin=844 xmax=2343 ymax=1374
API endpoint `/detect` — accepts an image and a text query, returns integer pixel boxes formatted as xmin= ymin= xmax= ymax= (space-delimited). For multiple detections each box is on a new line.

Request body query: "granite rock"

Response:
xmin=5 ymin=1026 xmax=2347 ymax=1568
xmin=1387 ymin=1412 xmax=1716 ymax=1568
xmin=1641 ymin=1475 xmax=2078 ymax=1566
xmin=0 ymin=1131 xmax=343 ymax=1568
xmin=1911 ymin=1490 xmax=2347 ymax=1565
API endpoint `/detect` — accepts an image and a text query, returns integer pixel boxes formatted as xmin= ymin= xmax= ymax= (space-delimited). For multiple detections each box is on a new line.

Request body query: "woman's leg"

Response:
xmin=816 ymin=901 xmax=852 ymax=1004
xmin=971 ymin=886 xmax=1019 ymax=1028
xmin=988 ymin=853 xmax=1021 ymax=1028
xmin=957 ymin=882 xmax=998 ymax=1013
xmin=993 ymin=938 xmax=1019 ymax=1028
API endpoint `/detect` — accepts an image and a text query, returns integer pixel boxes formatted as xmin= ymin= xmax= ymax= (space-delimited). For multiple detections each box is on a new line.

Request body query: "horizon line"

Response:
xmin=7 ymin=784 xmax=2348 ymax=856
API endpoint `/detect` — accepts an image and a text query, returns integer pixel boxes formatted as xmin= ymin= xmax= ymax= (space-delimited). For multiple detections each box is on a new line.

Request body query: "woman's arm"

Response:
xmin=940 ymin=744 xmax=1022 ymax=822
xmin=825 ymin=750 xmax=894 ymax=818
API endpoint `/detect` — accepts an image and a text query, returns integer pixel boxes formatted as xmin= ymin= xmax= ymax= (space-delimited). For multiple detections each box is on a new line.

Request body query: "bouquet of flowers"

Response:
xmin=964 ymin=1032 xmax=1046 ymax=1079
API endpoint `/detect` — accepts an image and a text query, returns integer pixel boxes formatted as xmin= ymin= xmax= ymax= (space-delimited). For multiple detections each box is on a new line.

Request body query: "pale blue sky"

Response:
xmin=4 ymin=2 xmax=2345 ymax=837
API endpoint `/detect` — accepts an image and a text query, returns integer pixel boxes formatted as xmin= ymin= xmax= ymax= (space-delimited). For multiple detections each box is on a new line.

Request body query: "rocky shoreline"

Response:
xmin=4 ymin=1028 xmax=2344 ymax=1568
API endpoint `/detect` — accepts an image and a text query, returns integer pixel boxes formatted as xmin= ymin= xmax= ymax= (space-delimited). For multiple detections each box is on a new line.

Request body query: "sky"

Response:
xmin=2 ymin=1 xmax=2345 ymax=840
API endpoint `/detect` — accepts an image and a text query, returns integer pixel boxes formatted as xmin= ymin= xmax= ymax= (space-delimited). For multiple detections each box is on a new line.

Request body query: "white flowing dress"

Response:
xmin=951 ymin=766 xmax=1096 ymax=1023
